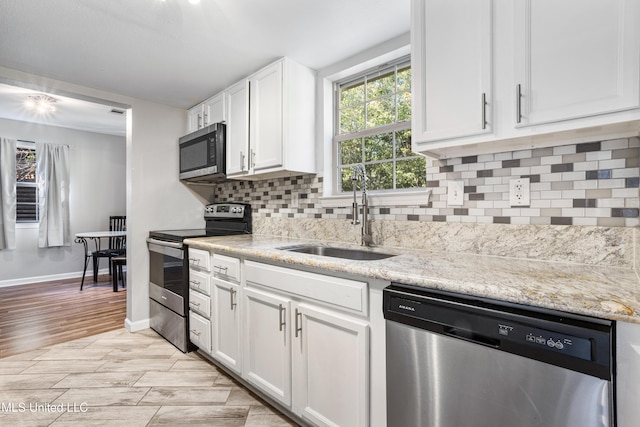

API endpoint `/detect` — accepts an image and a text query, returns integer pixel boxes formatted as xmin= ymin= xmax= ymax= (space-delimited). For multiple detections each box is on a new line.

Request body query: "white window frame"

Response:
xmin=16 ymin=140 xmax=39 ymax=226
xmin=319 ymin=41 xmax=431 ymax=208
xmin=334 ymin=58 xmax=420 ymax=194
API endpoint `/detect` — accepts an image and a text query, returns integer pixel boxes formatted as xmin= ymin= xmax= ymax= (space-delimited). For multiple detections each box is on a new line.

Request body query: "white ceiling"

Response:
xmin=0 ymin=0 xmax=410 ymax=136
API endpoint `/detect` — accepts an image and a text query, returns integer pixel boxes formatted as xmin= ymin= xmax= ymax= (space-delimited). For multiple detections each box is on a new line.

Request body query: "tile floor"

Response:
xmin=0 ymin=328 xmax=299 ymax=426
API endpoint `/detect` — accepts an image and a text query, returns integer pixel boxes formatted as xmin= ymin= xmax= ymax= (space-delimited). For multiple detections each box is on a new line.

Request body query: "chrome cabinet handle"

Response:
xmin=190 ymin=279 xmax=201 ymax=288
xmin=278 ymin=304 xmax=286 ymax=332
xmin=189 ymin=301 xmax=201 ymax=307
xmin=230 ymin=288 xmax=237 ymax=311
xmin=190 ymin=329 xmax=201 ymax=337
xmin=188 ymin=257 xmax=200 ymax=265
xmin=516 ymin=84 xmax=522 ymax=124
xmin=197 ymin=113 xmax=202 ymax=129
xmin=214 ymin=265 xmax=228 ymax=273
xmin=294 ymin=308 xmax=302 ymax=338
xmin=481 ymin=92 xmax=487 ymax=130
xmin=250 ymin=149 xmax=256 ymax=168
xmin=240 ymin=152 xmax=246 ymax=171
xmin=203 ymin=111 xmax=208 ymax=126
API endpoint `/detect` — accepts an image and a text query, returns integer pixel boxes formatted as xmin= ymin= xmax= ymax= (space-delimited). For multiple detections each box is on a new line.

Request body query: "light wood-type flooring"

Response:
xmin=0 ymin=275 xmax=126 ymax=359
xmin=0 ymin=276 xmax=299 ymax=426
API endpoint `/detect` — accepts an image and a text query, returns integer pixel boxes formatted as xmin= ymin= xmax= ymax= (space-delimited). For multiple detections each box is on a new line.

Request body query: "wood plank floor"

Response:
xmin=0 ymin=275 xmax=126 ymax=358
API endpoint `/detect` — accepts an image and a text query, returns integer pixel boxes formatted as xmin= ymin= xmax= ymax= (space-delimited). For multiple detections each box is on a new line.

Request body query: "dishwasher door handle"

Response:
xmin=443 ymin=326 xmax=499 ymax=348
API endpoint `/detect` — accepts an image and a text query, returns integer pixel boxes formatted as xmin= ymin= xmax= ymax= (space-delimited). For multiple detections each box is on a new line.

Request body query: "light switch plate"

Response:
xmin=509 ymin=178 xmax=530 ymax=206
xmin=447 ymin=181 xmax=464 ymax=206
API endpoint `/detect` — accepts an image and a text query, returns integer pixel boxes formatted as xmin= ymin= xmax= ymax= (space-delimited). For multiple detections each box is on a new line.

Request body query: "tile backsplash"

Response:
xmin=212 ymin=137 xmax=639 ymax=228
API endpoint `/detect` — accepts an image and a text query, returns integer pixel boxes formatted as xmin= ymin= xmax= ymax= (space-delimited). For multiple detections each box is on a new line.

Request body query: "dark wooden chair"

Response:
xmin=92 ymin=216 xmax=126 ymax=282
xmin=111 ymin=255 xmax=126 ymax=292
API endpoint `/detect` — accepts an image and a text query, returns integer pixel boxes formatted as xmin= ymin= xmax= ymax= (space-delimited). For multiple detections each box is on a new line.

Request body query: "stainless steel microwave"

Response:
xmin=179 ymin=122 xmax=226 ymax=183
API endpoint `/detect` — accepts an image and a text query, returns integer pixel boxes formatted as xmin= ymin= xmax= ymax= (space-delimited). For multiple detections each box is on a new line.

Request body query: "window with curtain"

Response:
xmin=335 ymin=57 xmax=426 ymax=194
xmin=16 ymin=143 xmax=38 ymax=223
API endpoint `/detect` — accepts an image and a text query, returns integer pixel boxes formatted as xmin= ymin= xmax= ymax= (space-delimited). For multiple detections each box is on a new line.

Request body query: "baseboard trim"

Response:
xmin=125 ymin=317 xmax=150 ymax=332
xmin=0 ymin=268 xmax=111 ymax=288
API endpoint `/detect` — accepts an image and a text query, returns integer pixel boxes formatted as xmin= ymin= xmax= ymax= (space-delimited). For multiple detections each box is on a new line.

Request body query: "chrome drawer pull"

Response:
xmin=481 ymin=92 xmax=487 ymax=130
xmin=278 ymin=304 xmax=286 ymax=332
xmin=230 ymin=288 xmax=237 ymax=311
xmin=516 ymin=84 xmax=523 ymax=124
xmin=295 ymin=308 xmax=302 ymax=338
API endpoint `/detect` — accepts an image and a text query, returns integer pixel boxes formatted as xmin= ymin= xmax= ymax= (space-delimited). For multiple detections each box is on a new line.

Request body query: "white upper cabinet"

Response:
xmin=204 ymin=93 xmax=225 ymax=126
xmin=250 ymin=60 xmax=285 ymax=172
xmin=412 ymin=0 xmax=640 ymax=158
xmin=514 ymin=0 xmax=640 ymax=126
xmin=225 ymin=57 xmax=316 ymax=180
xmin=411 ymin=0 xmax=492 ymax=144
xmin=187 ymin=92 xmax=226 ymax=133
xmin=225 ymin=79 xmax=250 ymax=176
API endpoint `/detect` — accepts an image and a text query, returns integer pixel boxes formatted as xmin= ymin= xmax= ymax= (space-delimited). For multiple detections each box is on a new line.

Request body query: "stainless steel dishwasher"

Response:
xmin=383 ymin=284 xmax=613 ymax=427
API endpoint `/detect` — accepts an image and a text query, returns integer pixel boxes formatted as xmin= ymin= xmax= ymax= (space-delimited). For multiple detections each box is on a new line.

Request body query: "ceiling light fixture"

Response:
xmin=25 ymin=95 xmax=57 ymax=114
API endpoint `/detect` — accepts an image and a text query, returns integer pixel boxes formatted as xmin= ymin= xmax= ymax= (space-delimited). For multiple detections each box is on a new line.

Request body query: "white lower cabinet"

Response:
xmin=189 ymin=311 xmax=211 ymax=353
xmin=243 ymin=261 xmax=370 ymax=427
xmin=292 ymin=303 xmax=369 ymax=427
xmin=212 ymin=278 xmax=242 ymax=374
xmin=243 ymin=287 xmax=293 ymax=406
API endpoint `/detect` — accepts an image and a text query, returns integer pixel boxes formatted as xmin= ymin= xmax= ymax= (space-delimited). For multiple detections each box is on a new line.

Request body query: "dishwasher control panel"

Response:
xmin=503 ymin=323 xmax=593 ymax=360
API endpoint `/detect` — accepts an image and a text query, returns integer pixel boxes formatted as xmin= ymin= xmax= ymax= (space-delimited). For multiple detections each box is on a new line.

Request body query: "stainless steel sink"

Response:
xmin=279 ymin=245 xmax=396 ymax=261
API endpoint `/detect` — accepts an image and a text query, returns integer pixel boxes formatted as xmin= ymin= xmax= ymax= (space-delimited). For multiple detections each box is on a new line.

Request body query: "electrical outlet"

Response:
xmin=291 ymin=192 xmax=299 ymax=208
xmin=509 ymin=178 xmax=530 ymax=206
xmin=447 ymin=181 xmax=464 ymax=206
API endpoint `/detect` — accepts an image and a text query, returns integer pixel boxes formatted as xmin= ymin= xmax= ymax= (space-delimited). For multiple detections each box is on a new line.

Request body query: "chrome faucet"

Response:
xmin=352 ymin=163 xmax=373 ymax=246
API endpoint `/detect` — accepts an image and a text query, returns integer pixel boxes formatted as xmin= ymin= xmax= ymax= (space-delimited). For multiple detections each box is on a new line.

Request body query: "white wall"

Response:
xmin=0 ymin=66 xmax=205 ymax=331
xmin=0 ymin=117 xmax=126 ymax=284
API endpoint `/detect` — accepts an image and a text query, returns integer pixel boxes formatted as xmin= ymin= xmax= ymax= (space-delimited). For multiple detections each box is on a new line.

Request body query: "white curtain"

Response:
xmin=37 ymin=142 xmax=71 ymax=248
xmin=0 ymin=137 xmax=17 ymax=250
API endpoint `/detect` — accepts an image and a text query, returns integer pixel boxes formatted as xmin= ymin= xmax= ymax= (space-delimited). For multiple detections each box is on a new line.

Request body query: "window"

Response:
xmin=335 ymin=58 xmax=426 ymax=193
xmin=16 ymin=143 xmax=38 ymax=223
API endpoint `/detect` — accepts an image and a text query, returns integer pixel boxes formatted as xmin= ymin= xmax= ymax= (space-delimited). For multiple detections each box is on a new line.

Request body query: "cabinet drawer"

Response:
xmin=189 ymin=269 xmax=211 ymax=296
xmin=245 ymin=261 xmax=368 ymax=315
xmin=189 ymin=311 xmax=211 ymax=352
xmin=189 ymin=288 xmax=211 ymax=318
xmin=188 ymin=248 xmax=210 ymax=271
xmin=212 ymin=253 xmax=240 ymax=282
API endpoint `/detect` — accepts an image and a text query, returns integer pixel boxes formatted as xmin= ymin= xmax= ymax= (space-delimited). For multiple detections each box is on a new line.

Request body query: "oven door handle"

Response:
xmin=146 ymin=237 xmax=183 ymax=249
xmin=147 ymin=238 xmax=184 ymax=259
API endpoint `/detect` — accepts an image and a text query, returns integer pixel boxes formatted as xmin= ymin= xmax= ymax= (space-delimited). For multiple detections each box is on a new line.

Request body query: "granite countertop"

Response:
xmin=185 ymin=234 xmax=640 ymax=324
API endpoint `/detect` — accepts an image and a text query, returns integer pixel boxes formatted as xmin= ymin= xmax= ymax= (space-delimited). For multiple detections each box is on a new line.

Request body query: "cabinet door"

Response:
xmin=212 ymin=278 xmax=241 ymax=374
xmin=189 ymin=311 xmax=211 ymax=353
xmin=514 ymin=0 xmax=640 ymax=126
xmin=412 ymin=0 xmax=492 ymax=144
xmin=292 ymin=303 xmax=369 ymax=427
xmin=250 ymin=60 xmax=283 ymax=172
xmin=203 ymin=92 xmax=225 ymax=126
xmin=187 ymin=105 xmax=203 ymax=132
xmin=225 ymin=79 xmax=250 ymax=176
xmin=243 ymin=287 xmax=292 ymax=407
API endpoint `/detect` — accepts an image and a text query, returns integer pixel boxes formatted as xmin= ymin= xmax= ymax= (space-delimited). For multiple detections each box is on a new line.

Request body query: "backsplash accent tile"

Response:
xmin=211 ymin=137 xmax=639 ymax=228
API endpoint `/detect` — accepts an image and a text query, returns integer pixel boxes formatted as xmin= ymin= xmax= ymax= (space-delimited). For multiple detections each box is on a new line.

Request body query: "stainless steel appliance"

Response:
xmin=147 ymin=203 xmax=251 ymax=352
xmin=179 ymin=122 xmax=226 ymax=183
xmin=384 ymin=283 xmax=613 ymax=427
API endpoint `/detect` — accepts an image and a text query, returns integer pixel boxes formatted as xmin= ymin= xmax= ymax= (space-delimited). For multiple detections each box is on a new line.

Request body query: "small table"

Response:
xmin=75 ymin=231 xmax=126 ymax=291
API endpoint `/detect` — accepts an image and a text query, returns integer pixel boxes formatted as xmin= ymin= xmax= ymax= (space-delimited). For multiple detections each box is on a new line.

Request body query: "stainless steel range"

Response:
xmin=146 ymin=203 xmax=252 ymax=352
